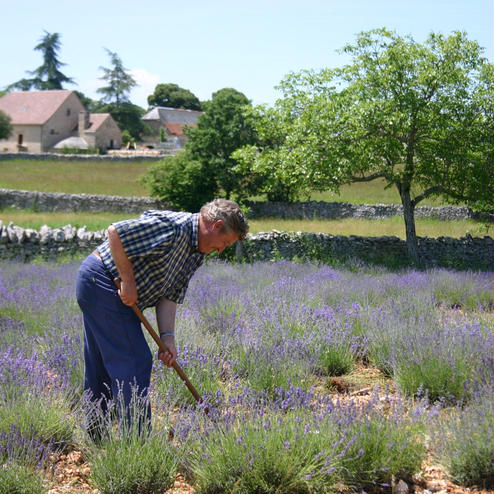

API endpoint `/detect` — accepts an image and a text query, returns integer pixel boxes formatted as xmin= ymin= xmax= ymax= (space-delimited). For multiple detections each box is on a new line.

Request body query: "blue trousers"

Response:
xmin=76 ymin=254 xmax=152 ymax=434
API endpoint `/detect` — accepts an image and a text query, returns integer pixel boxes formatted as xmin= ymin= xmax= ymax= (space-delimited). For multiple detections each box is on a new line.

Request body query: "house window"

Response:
xmin=50 ymin=129 xmax=56 ymax=135
xmin=18 ymin=134 xmax=23 ymax=145
xmin=66 ymin=108 xmax=71 ymax=116
xmin=110 ymin=139 xmax=114 ymax=149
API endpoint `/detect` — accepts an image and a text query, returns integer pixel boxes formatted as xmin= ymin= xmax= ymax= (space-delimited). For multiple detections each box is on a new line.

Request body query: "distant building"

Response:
xmin=0 ymin=90 xmax=122 ymax=153
xmin=141 ymin=106 xmax=203 ymax=149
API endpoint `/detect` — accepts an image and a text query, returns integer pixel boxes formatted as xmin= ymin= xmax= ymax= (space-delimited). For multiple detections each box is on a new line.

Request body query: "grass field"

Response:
xmin=1 ymin=158 xmax=453 ymax=206
xmin=0 ymin=208 xmax=489 ymax=239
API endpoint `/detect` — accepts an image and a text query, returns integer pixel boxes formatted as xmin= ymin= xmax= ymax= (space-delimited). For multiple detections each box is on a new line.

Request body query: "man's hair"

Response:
xmin=200 ymin=199 xmax=249 ymax=241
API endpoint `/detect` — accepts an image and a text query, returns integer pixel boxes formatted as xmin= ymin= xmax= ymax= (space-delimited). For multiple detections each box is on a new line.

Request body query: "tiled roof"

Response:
xmin=0 ymin=90 xmax=74 ymax=125
xmin=142 ymin=106 xmax=203 ymax=125
xmin=86 ymin=113 xmax=110 ymax=131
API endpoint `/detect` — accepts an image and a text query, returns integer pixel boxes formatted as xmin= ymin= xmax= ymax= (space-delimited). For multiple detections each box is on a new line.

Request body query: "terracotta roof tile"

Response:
xmin=0 ymin=90 xmax=74 ymax=125
xmin=87 ymin=113 xmax=109 ymax=131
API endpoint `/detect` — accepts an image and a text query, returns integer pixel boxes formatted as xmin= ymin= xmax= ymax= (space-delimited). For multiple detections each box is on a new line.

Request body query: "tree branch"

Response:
xmin=350 ymin=172 xmax=385 ymax=182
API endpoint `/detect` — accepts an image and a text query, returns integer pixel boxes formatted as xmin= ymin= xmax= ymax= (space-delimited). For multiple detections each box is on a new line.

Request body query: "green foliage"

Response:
xmin=93 ymin=101 xmax=145 ymax=140
xmin=121 ymin=129 xmax=131 ymax=147
xmin=6 ymin=31 xmax=74 ymax=91
xmin=140 ymin=152 xmax=216 ymax=211
xmin=185 ymin=87 xmax=262 ymax=200
xmin=0 ymin=464 xmax=46 ymax=494
xmin=58 ymin=147 xmax=99 ymax=155
xmin=236 ymin=29 xmax=494 ymax=264
xmin=147 ymin=83 xmax=201 ymax=110
xmin=317 ymin=345 xmax=355 ymax=377
xmin=189 ymin=412 xmax=342 ymax=494
xmin=0 ymin=110 xmax=13 ymax=139
xmin=342 ymin=415 xmax=426 ymax=486
xmin=97 ymin=48 xmax=137 ymax=105
xmin=0 ymin=394 xmax=74 ymax=455
xmin=395 ymin=355 xmax=473 ymax=403
xmin=141 ymin=88 xmax=262 ymax=207
xmin=89 ymin=434 xmax=177 ymax=494
xmin=432 ymin=392 xmax=494 ymax=488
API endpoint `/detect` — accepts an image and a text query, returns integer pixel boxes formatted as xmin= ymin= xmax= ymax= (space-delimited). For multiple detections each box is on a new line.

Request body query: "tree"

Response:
xmin=235 ymin=29 xmax=494 ymax=265
xmin=141 ymin=88 xmax=261 ymax=209
xmin=97 ymin=49 xmax=137 ymax=105
xmin=147 ymin=83 xmax=201 ymax=110
xmin=92 ymin=100 xmax=147 ymax=140
xmin=95 ymin=50 xmax=144 ymax=139
xmin=185 ymin=88 xmax=260 ymax=199
xmin=0 ymin=110 xmax=12 ymax=139
xmin=141 ymin=152 xmax=216 ymax=212
xmin=6 ymin=31 xmax=74 ymax=91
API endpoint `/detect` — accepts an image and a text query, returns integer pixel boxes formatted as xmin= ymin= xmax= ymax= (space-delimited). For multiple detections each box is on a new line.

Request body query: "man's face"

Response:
xmin=198 ymin=220 xmax=239 ymax=254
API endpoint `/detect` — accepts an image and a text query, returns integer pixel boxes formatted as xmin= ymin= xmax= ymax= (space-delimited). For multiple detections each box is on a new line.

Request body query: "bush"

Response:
xmin=317 ymin=345 xmax=355 ymax=377
xmin=140 ymin=152 xmax=216 ymax=211
xmin=189 ymin=411 xmax=342 ymax=494
xmin=431 ymin=390 xmax=494 ymax=488
xmin=0 ymin=463 xmax=46 ymax=494
xmin=89 ymin=432 xmax=178 ymax=494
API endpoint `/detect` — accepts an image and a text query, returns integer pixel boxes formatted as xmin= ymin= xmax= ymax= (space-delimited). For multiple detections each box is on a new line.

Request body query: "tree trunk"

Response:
xmin=399 ymin=187 xmax=420 ymax=266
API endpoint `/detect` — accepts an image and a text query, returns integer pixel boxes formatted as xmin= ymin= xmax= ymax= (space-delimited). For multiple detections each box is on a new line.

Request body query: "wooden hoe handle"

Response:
xmin=114 ymin=278 xmax=203 ymax=405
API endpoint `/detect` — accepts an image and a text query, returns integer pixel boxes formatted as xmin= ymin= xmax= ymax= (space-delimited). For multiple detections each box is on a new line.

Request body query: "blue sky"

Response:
xmin=1 ymin=0 xmax=492 ymax=108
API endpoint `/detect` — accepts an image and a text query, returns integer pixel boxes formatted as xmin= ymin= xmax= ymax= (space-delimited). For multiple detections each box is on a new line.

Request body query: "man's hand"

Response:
xmin=117 ymin=279 xmax=138 ymax=306
xmin=158 ymin=334 xmax=177 ymax=367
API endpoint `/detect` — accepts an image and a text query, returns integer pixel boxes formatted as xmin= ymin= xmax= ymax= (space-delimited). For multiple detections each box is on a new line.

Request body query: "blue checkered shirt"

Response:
xmin=97 ymin=210 xmax=205 ymax=309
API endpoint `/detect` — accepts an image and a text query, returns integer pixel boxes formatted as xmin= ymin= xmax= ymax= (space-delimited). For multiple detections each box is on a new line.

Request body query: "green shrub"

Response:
xmin=140 ymin=152 xmax=216 ymax=211
xmin=0 ymin=463 xmax=46 ymax=494
xmin=431 ymin=391 xmax=494 ymax=488
xmin=89 ymin=433 xmax=178 ymax=494
xmin=317 ymin=345 xmax=355 ymax=377
xmin=189 ymin=412 xmax=342 ymax=494
xmin=395 ymin=355 xmax=473 ymax=403
xmin=341 ymin=416 xmax=426 ymax=486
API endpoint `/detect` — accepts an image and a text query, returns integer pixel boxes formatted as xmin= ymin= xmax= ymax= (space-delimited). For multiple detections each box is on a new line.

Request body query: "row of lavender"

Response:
xmin=0 ymin=260 xmax=492 ymax=492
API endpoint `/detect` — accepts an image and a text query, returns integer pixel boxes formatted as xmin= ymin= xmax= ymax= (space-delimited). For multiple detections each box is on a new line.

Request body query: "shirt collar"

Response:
xmin=190 ymin=213 xmax=201 ymax=252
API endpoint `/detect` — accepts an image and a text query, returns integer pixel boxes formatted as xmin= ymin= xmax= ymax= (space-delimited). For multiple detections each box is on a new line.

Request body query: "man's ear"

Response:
xmin=212 ymin=220 xmax=224 ymax=231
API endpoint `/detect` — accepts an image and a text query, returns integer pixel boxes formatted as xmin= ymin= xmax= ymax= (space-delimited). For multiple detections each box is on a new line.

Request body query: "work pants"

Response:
xmin=75 ymin=254 xmax=152 ymax=438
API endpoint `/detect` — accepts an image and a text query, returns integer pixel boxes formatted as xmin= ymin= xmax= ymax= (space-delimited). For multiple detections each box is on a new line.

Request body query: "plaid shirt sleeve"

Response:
xmin=113 ymin=212 xmax=176 ymax=258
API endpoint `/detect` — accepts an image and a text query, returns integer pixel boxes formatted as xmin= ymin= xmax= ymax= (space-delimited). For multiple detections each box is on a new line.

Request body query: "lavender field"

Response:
xmin=0 ymin=259 xmax=493 ymax=493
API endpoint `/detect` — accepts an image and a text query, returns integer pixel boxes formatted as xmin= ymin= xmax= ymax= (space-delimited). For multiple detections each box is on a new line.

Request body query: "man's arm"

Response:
xmin=108 ymin=225 xmax=138 ymax=306
xmin=156 ymin=297 xmax=178 ymax=367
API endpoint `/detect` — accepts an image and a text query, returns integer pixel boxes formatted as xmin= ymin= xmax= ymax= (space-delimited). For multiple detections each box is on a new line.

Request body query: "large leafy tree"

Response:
xmin=147 ymin=83 xmax=201 ymax=110
xmin=0 ymin=110 xmax=13 ymax=139
xmin=97 ymin=49 xmax=137 ymax=105
xmin=185 ymin=88 xmax=260 ymax=199
xmin=141 ymin=88 xmax=260 ymax=210
xmin=235 ymin=29 xmax=494 ymax=265
xmin=6 ymin=31 xmax=75 ymax=91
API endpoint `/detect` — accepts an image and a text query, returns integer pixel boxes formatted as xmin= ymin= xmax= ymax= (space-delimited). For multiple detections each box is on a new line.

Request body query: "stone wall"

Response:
xmin=1 ymin=221 xmax=492 ymax=270
xmin=0 ymin=152 xmax=164 ymax=162
xmin=245 ymin=201 xmax=493 ymax=222
xmin=0 ymin=188 xmax=166 ymax=214
xmin=1 ymin=188 xmax=492 ymax=221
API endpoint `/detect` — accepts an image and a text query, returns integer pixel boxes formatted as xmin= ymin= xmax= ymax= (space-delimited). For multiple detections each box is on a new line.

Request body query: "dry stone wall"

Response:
xmin=1 ymin=188 xmax=492 ymax=221
xmin=1 ymin=221 xmax=492 ymax=269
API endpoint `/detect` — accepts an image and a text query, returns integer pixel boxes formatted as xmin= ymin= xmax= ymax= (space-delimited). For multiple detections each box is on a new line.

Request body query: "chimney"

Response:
xmin=79 ymin=111 xmax=90 ymax=136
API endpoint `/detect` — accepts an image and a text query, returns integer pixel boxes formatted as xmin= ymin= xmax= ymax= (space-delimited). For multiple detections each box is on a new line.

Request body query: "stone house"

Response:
xmin=0 ymin=90 xmax=122 ymax=152
xmin=141 ymin=106 xmax=203 ymax=149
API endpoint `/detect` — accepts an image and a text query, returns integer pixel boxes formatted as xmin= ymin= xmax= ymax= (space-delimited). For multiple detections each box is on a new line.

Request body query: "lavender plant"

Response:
xmin=431 ymin=387 xmax=494 ymax=488
xmin=0 ymin=463 xmax=46 ymax=494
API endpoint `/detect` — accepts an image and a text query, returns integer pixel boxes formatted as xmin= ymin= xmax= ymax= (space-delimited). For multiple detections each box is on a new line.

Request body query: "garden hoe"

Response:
xmin=114 ymin=278 xmax=207 ymax=414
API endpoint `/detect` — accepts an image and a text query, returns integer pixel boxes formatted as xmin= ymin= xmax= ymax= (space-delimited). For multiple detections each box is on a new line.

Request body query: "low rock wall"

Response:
xmin=0 ymin=188 xmax=166 ymax=214
xmin=0 ymin=152 xmax=164 ymax=162
xmin=1 ymin=188 xmax=492 ymax=221
xmin=1 ymin=221 xmax=492 ymax=269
